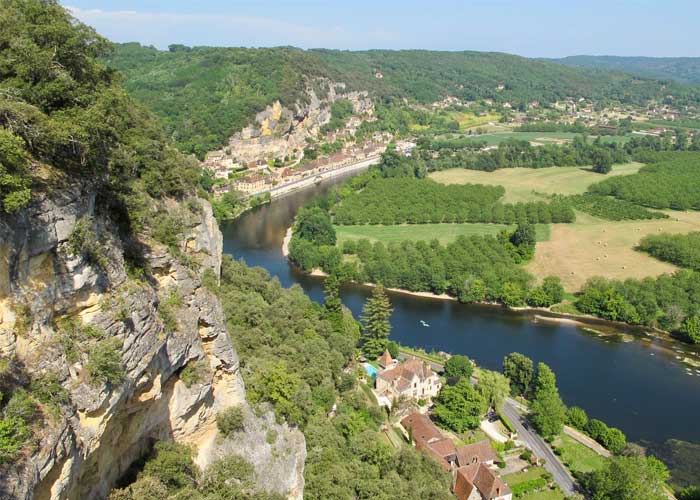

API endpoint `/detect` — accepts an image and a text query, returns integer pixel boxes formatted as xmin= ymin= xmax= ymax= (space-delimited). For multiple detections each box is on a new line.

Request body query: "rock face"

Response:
xmin=218 ymin=82 xmax=374 ymax=164
xmin=0 ymin=182 xmax=305 ymax=499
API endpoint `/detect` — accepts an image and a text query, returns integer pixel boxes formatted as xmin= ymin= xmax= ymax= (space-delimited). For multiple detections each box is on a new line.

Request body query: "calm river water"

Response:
xmin=221 ymin=174 xmax=700 ymax=447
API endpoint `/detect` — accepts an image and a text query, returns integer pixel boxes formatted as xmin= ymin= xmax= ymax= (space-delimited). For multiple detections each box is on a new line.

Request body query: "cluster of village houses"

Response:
xmin=204 ymin=136 xmax=399 ymax=196
xmin=370 ymin=351 xmax=513 ymax=500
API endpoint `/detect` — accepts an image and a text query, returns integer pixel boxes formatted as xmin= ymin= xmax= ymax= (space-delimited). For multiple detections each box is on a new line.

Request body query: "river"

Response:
xmin=221 ymin=172 xmax=700 ymax=448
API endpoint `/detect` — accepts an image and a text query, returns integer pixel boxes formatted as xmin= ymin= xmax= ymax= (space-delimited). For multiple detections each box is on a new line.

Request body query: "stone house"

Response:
xmin=400 ymin=412 xmax=512 ymax=500
xmin=375 ymin=353 xmax=441 ymax=403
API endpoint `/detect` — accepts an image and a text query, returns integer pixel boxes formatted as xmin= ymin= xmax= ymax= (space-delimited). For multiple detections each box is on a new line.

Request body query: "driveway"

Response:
xmin=501 ymin=398 xmax=576 ymax=496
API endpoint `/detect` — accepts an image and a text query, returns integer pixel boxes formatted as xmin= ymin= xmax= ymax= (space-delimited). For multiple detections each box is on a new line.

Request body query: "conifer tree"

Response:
xmin=323 ymin=274 xmax=343 ymax=314
xmin=360 ymin=284 xmax=393 ymax=358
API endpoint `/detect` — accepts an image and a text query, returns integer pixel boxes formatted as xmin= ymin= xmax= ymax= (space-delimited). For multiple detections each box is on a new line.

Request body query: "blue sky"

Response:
xmin=64 ymin=1 xmax=699 ymax=58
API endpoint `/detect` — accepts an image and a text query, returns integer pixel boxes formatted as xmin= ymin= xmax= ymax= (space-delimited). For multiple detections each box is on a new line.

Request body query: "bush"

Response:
xmin=520 ymin=449 xmax=533 ymax=461
xmin=180 ymin=360 xmax=210 ymax=388
xmin=0 ymin=417 xmax=31 ymax=464
xmin=3 ymin=389 xmax=38 ymax=422
xmin=216 ymin=405 xmax=245 ymax=437
xmin=141 ymin=442 xmax=198 ymax=490
xmin=66 ymin=217 xmax=109 ymax=270
xmin=85 ymin=338 xmax=125 ymax=386
xmin=566 ymin=406 xmax=589 ymax=429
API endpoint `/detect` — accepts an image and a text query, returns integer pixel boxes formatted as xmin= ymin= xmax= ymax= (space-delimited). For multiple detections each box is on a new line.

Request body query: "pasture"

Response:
xmin=335 ymin=223 xmax=550 ymax=246
xmin=527 ymin=210 xmax=700 ymax=291
xmin=430 ymin=163 xmax=642 ymax=203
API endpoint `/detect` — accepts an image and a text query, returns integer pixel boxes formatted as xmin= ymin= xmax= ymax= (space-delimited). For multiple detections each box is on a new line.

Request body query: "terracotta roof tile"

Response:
xmin=456 ymin=441 xmax=500 ymax=467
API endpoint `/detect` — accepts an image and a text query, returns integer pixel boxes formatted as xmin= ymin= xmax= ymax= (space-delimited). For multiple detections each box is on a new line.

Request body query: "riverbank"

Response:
xmin=282 ymin=225 xmax=700 ymax=363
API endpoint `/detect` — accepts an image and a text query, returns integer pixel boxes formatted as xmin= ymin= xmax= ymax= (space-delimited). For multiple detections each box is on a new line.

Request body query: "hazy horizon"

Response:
xmin=63 ymin=0 xmax=700 ymax=59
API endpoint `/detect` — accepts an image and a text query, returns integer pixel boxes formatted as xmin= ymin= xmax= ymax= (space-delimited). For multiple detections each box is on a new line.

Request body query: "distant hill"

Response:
xmin=108 ymin=44 xmax=700 ymax=156
xmin=552 ymin=55 xmax=700 ymax=85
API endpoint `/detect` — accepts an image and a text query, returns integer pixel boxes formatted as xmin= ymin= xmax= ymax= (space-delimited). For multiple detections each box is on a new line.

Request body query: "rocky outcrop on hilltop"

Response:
xmin=0 ymin=181 xmax=305 ymax=499
xmin=216 ymin=82 xmax=373 ymax=165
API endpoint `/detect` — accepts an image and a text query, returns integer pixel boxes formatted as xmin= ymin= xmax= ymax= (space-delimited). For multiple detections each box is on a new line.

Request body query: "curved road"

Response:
xmin=501 ymin=398 xmax=576 ymax=496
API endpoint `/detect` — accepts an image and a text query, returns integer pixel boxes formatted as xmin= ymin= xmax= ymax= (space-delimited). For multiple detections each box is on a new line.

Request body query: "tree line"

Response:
xmin=588 ymin=152 xmax=700 ymax=210
xmin=332 ymin=177 xmax=575 ymax=225
xmin=575 ymin=271 xmax=700 ymax=344
xmin=637 ymin=232 xmax=700 ymax=271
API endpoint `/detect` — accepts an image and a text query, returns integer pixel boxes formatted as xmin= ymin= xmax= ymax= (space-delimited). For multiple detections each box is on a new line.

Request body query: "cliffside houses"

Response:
xmin=401 ymin=412 xmax=512 ymax=500
xmin=233 ymin=174 xmax=267 ymax=194
xmin=374 ymin=351 xmax=441 ymax=406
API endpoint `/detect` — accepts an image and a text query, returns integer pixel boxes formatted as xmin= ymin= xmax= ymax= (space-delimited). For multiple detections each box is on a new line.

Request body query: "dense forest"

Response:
xmin=553 ymin=55 xmax=700 ymax=85
xmin=107 ymin=43 xmax=331 ymax=157
xmin=637 ymin=232 xmax=700 ymax=271
xmin=313 ymin=49 xmax=699 ymax=105
xmin=107 ymin=43 xmax=700 ymax=156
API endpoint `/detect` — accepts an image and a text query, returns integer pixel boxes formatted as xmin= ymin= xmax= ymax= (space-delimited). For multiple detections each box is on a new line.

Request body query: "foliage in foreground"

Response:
xmin=580 ymin=455 xmax=670 ymax=500
xmin=213 ymin=257 xmax=453 ymax=499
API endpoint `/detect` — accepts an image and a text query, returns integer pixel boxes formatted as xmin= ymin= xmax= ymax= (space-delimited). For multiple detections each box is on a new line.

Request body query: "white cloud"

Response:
xmin=65 ymin=5 xmax=395 ymax=49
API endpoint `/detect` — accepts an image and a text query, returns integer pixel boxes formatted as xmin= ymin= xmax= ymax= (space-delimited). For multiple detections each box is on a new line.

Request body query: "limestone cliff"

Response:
xmin=215 ymin=81 xmax=374 ymax=164
xmin=0 ymin=181 xmax=305 ymax=499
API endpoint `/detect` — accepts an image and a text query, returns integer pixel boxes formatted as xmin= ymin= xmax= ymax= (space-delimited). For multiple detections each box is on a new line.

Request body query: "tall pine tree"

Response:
xmin=360 ymin=284 xmax=393 ymax=358
xmin=323 ymin=274 xmax=343 ymax=314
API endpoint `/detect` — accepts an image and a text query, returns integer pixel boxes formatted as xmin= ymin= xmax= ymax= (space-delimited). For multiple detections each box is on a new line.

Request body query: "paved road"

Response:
xmin=501 ymin=398 xmax=576 ymax=496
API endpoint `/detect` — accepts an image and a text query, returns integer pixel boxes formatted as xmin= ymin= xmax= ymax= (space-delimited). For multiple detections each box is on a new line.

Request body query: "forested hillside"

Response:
xmin=108 ymin=44 xmax=700 ymax=157
xmin=314 ymin=49 xmax=692 ymax=104
xmin=107 ymin=43 xmax=331 ymax=157
xmin=553 ymin=55 xmax=700 ymax=85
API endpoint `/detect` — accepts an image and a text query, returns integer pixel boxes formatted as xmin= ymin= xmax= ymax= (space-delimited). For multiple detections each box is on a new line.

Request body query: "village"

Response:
xmin=354 ymin=348 xmax=567 ymax=500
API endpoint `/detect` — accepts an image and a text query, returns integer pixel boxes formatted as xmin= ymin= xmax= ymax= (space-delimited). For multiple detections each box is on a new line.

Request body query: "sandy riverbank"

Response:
xmin=281 ymin=227 xmax=293 ymax=257
xmin=282 ymin=227 xmax=700 ymax=362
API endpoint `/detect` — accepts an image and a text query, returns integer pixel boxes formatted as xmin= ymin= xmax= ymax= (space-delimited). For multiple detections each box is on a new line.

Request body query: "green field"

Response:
xmin=447 ymin=111 xmax=501 ymax=131
xmin=335 ymin=223 xmax=551 ymax=245
xmin=430 ymin=163 xmax=643 ymax=203
xmin=503 ymin=467 xmax=565 ymax=500
xmin=552 ymin=433 xmax=607 ymax=474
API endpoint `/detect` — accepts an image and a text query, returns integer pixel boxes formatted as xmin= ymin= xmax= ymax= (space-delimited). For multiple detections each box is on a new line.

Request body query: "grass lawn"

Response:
xmin=527 ymin=210 xmax=700 ymax=291
xmin=335 ymin=223 xmax=550 ymax=245
xmin=429 ymin=163 xmax=643 ymax=203
xmin=552 ymin=433 xmax=607 ymax=474
xmin=503 ymin=467 xmax=548 ymax=486
xmin=519 ymin=488 xmax=565 ymax=500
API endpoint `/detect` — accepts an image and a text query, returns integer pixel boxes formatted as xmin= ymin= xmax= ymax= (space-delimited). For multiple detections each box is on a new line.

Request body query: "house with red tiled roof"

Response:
xmin=456 ymin=441 xmax=500 ymax=467
xmin=376 ymin=356 xmax=441 ymax=404
xmin=401 ymin=413 xmax=458 ymax=470
xmin=454 ymin=462 xmax=512 ymax=500
xmin=400 ymin=412 xmax=512 ymax=500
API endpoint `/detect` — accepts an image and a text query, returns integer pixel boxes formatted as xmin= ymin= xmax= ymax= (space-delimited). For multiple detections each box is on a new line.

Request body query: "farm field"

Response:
xmin=430 ymin=163 xmax=643 ymax=203
xmin=527 ymin=210 xmax=700 ymax=291
xmin=335 ymin=223 xmax=551 ymax=245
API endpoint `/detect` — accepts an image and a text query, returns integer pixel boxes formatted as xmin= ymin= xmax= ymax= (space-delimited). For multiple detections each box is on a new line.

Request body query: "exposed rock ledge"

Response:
xmin=0 ymin=182 xmax=305 ymax=499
